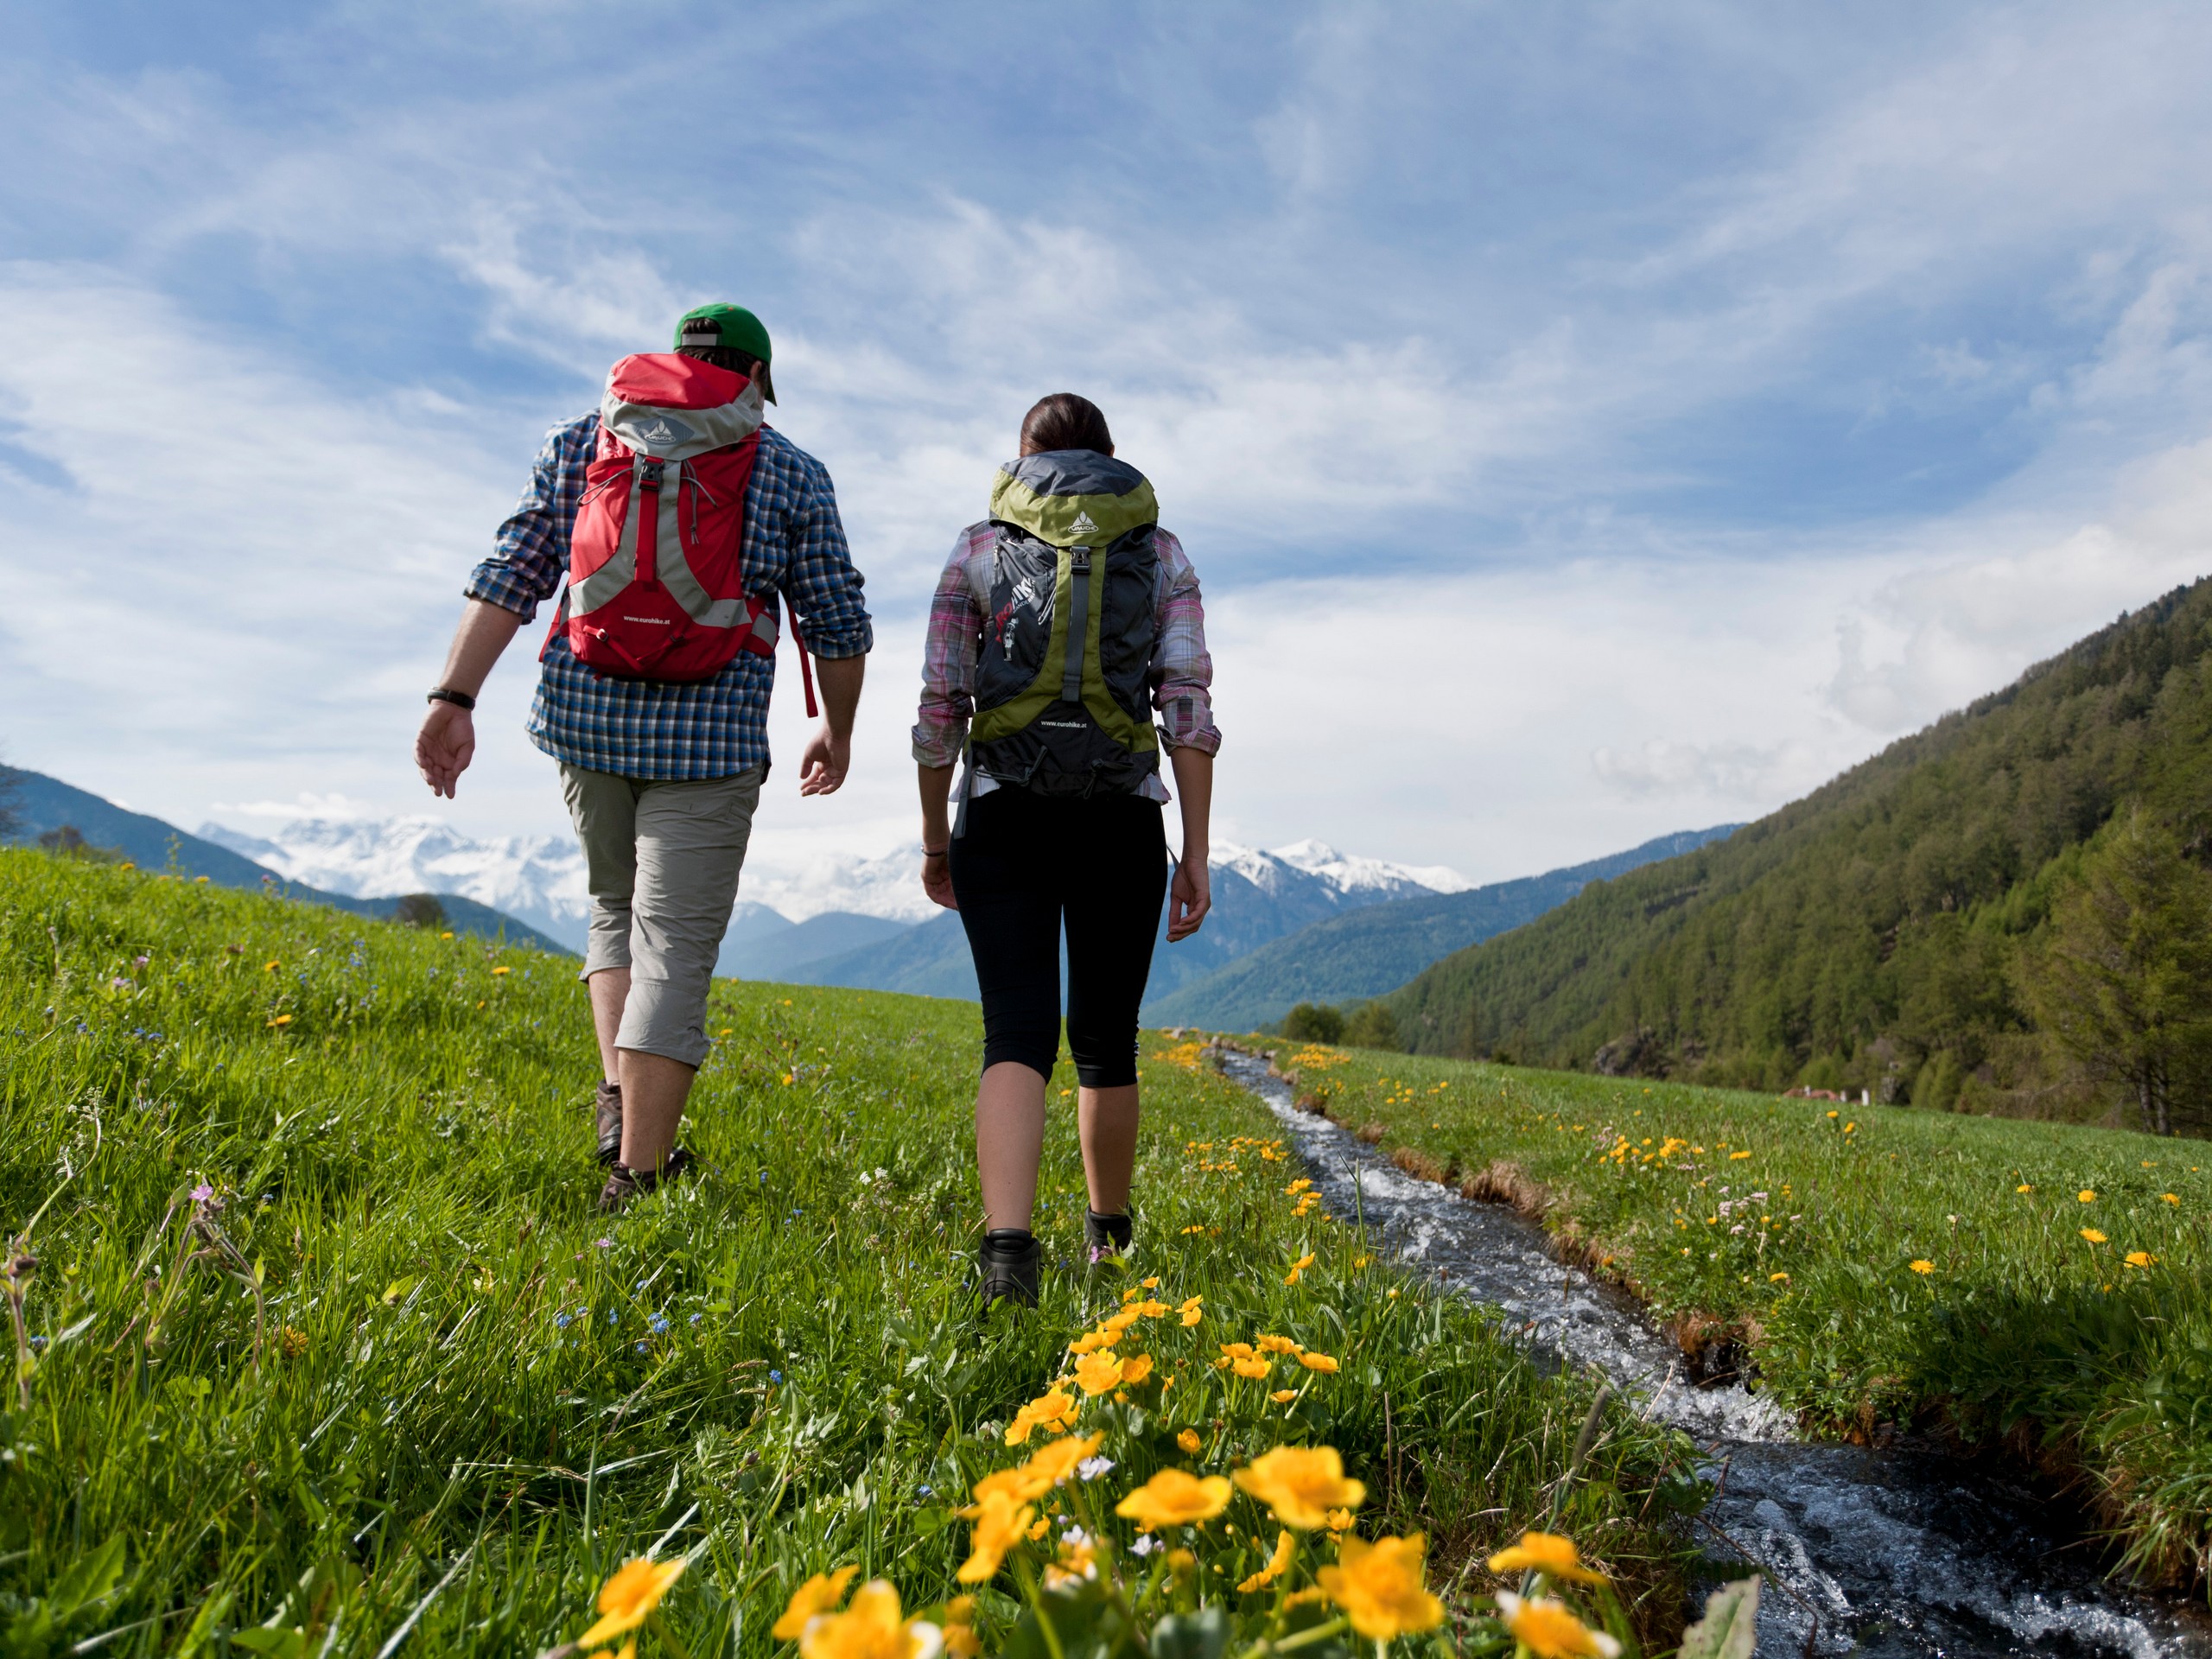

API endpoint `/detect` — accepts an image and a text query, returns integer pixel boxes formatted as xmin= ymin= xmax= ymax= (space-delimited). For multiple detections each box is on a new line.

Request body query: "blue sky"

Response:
xmin=6 ymin=3 xmax=2212 ymax=885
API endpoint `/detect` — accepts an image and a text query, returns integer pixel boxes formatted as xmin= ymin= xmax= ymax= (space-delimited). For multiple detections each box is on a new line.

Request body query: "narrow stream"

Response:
xmin=1215 ymin=1050 xmax=2212 ymax=1659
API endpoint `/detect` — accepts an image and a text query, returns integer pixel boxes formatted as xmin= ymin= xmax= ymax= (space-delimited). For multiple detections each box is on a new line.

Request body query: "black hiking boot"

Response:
xmin=976 ymin=1229 xmax=1041 ymax=1309
xmin=594 ymin=1080 xmax=623 ymax=1167
xmin=1085 ymin=1209 xmax=1133 ymax=1263
xmin=596 ymin=1147 xmax=696 ymax=1214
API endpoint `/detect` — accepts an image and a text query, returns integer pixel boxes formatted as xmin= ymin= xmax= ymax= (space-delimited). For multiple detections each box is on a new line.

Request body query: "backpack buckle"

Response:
xmin=637 ymin=457 xmax=665 ymax=491
xmin=1070 ymin=546 xmax=1092 ymax=573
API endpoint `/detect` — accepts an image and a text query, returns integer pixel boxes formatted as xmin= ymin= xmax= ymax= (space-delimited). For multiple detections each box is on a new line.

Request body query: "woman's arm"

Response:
xmin=1166 ymin=747 xmax=1212 ymax=941
xmin=918 ymin=763 xmax=957 ymax=909
xmin=913 ymin=528 xmax=989 ymax=909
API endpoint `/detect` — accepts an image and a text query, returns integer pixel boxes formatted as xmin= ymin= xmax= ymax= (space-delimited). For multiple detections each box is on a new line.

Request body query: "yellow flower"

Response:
xmin=957 ymin=1491 xmax=1034 ymax=1584
xmin=1233 ymin=1357 xmax=1271 ymax=1379
xmin=1256 ymin=1334 xmax=1304 ymax=1355
xmin=2079 ymin=1189 xmax=2096 ymax=1202
xmin=1181 ymin=1305 xmax=1204 ymax=1327
xmin=492 ymin=965 xmax=512 ymax=976
xmin=1282 ymin=1252 xmax=1318 ymax=1287
xmin=1325 ymin=1509 xmax=1354 ymax=1532
xmin=1269 ymin=1389 xmax=1299 ymax=1404
xmin=798 ymin=1580 xmax=933 ymax=1659
xmin=1729 ymin=1150 xmax=1751 ymax=1160
xmin=1297 ymin=1351 xmax=1339 ymax=1373
xmin=579 ymin=1557 xmax=687 ymax=1647
xmin=2081 ymin=1228 xmax=2107 ymax=1244
xmin=264 ymin=960 xmax=279 ymax=972
xmin=1236 ymin=1529 xmax=1299 ymax=1593
xmin=1909 ymin=1260 xmax=1934 ymax=1274
xmin=1005 ymin=1387 xmax=1079 ymax=1445
xmin=2125 ymin=1250 xmax=2155 ymax=1268
xmin=1234 ymin=1446 xmax=1367 ymax=1529
xmin=1485 ymin=1531 xmax=1606 ymax=1585
xmin=1068 ymin=1332 xmax=1114 ymax=1355
xmin=438 ymin=931 xmax=454 ymax=940
xmin=2016 ymin=1184 xmax=2032 ymax=1194
xmin=1178 ymin=1427 xmax=1204 ymax=1455
xmin=267 ymin=1014 xmax=293 ymax=1027
xmin=1075 ymin=1350 xmax=1126 ymax=1396
xmin=1026 ymin=1516 xmax=1050 ymax=1541
xmin=1316 ymin=1534 xmax=1445 ymax=1641
xmin=1116 ymin=1468 xmax=1234 ymax=1530
xmin=2164 ymin=1192 xmax=2181 ymax=1205
xmin=1493 ymin=1591 xmax=1621 ymax=1658
xmin=1769 ymin=1272 xmax=1789 ymax=1283
xmin=773 ymin=1567 xmax=859 ymax=1640
xmin=944 ymin=1626 xmax=980 ymax=1659
xmin=1101 ymin=1307 xmax=1143 ymax=1336
xmin=973 ymin=1433 xmax=1104 ymax=1507
xmin=1141 ymin=1274 xmax=1160 ymax=1288
xmin=1120 ymin=1353 xmax=1155 ymax=1385
xmin=1218 ymin=1341 xmax=1256 ymax=1360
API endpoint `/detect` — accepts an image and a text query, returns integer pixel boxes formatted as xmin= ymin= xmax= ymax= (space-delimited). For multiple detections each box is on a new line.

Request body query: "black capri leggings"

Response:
xmin=949 ymin=785 xmax=1169 ymax=1089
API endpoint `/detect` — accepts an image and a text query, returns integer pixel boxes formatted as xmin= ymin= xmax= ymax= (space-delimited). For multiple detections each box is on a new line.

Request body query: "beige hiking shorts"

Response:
xmin=559 ymin=763 xmax=765 ymax=1068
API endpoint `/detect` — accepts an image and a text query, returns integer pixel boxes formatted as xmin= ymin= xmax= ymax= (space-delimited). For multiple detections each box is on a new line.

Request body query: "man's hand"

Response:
xmin=798 ymin=724 xmax=850 ymax=796
xmin=1166 ymin=854 xmax=1211 ymax=942
xmin=921 ymin=849 xmax=957 ymax=910
xmin=416 ymin=702 xmax=477 ymax=799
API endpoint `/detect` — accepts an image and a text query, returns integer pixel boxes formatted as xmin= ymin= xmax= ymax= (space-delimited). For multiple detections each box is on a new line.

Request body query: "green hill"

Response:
xmin=1384 ymin=579 xmax=2212 ymax=1134
xmin=1147 ymin=826 xmax=1738 ymax=1031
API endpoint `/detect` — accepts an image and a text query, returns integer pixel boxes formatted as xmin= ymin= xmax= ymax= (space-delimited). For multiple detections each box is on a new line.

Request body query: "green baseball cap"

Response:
xmin=675 ymin=303 xmax=775 ymax=402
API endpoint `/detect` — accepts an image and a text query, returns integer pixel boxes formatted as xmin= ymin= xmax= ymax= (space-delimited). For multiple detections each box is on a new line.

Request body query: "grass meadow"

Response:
xmin=0 ymin=851 xmax=1701 ymax=1656
xmin=1269 ymin=1040 xmax=2212 ymax=1594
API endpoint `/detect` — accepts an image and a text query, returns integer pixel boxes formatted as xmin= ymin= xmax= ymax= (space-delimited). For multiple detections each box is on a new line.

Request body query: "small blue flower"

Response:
xmin=636 ymin=1340 xmax=650 ymax=1353
xmin=769 ymin=1369 xmax=784 ymax=1383
xmin=650 ymin=1315 xmax=670 ymax=1335
xmin=690 ymin=1313 xmax=703 ymax=1325
xmin=555 ymin=1313 xmax=572 ymax=1330
xmin=607 ymin=1310 xmax=619 ymax=1325
xmin=918 ymin=1484 xmax=932 ymax=1497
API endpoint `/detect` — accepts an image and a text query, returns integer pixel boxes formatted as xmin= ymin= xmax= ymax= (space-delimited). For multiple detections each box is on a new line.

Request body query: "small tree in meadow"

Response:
xmin=1342 ymin=1001 xmax=1402 ymax=1051
xmin=1280 ymin=1001 xmax=1344 ymax=1043
xmin=2018 ymin=810 xmax=2212 ymax=1136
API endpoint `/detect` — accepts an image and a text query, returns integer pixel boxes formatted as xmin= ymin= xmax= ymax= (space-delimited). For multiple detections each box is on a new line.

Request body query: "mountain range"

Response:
xmin=1381 ymin=577 xmax=2212 ymax=1129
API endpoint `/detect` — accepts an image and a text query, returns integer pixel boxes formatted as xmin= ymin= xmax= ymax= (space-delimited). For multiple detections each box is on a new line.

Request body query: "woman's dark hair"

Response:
xmin=1020 ymin=393 xmax=1114 ymax=455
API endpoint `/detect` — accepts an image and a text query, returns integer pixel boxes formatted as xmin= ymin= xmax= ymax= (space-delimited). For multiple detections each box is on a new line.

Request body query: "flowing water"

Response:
xmin=1214 ymin=1050 xmax=2212 ymax=1658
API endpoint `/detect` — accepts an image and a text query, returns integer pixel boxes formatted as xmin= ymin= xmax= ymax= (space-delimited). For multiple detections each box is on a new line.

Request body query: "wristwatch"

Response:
xmin=426 ymin=687 xmax=477 ymax=711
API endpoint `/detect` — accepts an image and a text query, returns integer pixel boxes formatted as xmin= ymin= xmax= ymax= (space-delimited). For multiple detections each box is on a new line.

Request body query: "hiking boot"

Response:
xmin=593 ymin=1080 xmax=623 ymax=1166
xmin=976 ymin=1230 xmax=1041 ymax=1308
xmin=1085 ymin=1209 xmax=1133 ymax=1263
xmin=596 ymin=1147 xmax=695 ymax=1214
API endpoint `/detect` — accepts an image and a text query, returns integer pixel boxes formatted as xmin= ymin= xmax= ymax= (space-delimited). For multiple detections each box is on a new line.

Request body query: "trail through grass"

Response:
xmin=0 ymin=853 xmax=1696 ymax=1655
xmin=1268 ymin=1039 xmax=2212 ymax=1592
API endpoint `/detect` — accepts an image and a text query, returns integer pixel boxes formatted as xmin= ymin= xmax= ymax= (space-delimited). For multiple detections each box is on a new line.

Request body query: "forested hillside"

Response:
xmin=1385 ymin=580 xmax=2212 ymax=1134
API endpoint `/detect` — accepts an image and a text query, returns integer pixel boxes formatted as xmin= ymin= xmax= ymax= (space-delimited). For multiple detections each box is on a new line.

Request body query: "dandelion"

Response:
xmin=1769 ymin=1271 xmax=1789 ymax=1283
xmin=1317 ymin=1534 xmax=1445 ymax=1641
xmin=798 ymin=1580 xmax=938 ymax=1659
xmin=1910 ymin=1260 xmax=1934 ymax=1274
xmin=1487 ymin=1531 xmax=1606 ymax=1584
xmin=1178 ymin=1427 xmax=1204 ymax=1455
xmin=2081 ymin=1228 xmax=2107 ymax=1244
xmin=1729 ymin=1150 xmax=1751 ymax=1160
xmin=1116 ymin=1468 xmax=1234 ymax=1530
xmin=1493 ymin=1591 xmax=1620 ymax=1658
xmin=2163 ymin=1193 xmax=2180 ymax=1205
xmin=1297 ymin=1351 xmax=1340 ymax=1373
xmin=577 ymin=1557 xmax=687 ymax=1648
xmin=2079 ymin=1189 xmax=2096 ymax=1203
xmin=267 ymin=1014 xmax=293 ymax=1027
xmin=1234 ymin=1445 xmax=1366 ymax=1529
xmin=492 ymin=966 xmax=512 ymax=976
xmin=773 ymin=1566 xmax=860 ymax=1639
xmin=264 ymin=960 xmax=279 ymax=972
xmin=957 ymin=1491 xmax=1034 ymax=1584
xmin=2125 ymin=1250 xmax=2155 ymax=1268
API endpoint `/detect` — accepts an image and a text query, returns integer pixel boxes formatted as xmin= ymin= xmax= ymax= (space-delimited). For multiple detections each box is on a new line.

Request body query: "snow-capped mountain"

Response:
xmin=198 ymin=813 xmax=1472 ymax=965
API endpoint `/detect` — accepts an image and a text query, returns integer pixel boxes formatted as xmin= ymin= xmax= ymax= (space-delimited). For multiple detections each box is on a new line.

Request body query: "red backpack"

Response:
xmin=552 ymin=353 xmax=817 ymax=710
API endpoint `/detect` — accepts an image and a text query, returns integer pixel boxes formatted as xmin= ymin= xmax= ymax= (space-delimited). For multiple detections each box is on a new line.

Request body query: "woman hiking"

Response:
xmin=912 ymin=392 xmax=1219 ymax=1307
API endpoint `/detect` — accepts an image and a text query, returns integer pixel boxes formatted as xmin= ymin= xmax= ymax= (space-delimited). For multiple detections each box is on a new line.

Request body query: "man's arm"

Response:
xmin=798 ymin=655 xmax=865 ymax=797
xmin=415 ymin=599 xmax=526 ymax=799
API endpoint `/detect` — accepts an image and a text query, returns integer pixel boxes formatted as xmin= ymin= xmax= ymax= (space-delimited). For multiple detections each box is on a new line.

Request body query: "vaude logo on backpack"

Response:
xmin=966 ymin=450 xmax=1162 ymax=798
xmin=555 ymin=353 xmax=797 ymax=687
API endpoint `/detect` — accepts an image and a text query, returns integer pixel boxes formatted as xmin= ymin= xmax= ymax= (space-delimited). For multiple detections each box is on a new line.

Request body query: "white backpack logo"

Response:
xmin=1069 ymin=510 xmax=1099 ymax=536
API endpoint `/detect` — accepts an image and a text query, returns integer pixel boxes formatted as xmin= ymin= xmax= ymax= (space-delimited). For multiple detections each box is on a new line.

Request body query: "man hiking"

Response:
xmin=414 ymin=303 xmax=872 ymax=1211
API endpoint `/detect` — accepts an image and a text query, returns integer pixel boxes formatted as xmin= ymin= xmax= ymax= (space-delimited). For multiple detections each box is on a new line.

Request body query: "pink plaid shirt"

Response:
xmin=912 ymin=521 xmax=1220 ymax=803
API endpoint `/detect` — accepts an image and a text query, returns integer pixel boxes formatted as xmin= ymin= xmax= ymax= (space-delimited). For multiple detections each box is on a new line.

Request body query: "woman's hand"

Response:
xmin=921 ymin=849 xmax=958 ymax=910
xmin=1166 ymin=853 xmax=1211 ymax=941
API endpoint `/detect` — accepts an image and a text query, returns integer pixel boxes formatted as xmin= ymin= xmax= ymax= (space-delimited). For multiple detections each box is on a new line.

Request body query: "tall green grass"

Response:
xmin=0 ymin=853 xmax=1694 ymax=1655
xmin=1271 ymin=1040 xmax=2212 ymax=1592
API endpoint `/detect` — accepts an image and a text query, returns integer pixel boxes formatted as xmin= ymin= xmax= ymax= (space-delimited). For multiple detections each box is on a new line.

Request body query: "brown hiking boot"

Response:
xmin=596 ymin=1147 xmax=696 ymax=1214
xmin=593 ymin=1080 xmax=622 ymax=1166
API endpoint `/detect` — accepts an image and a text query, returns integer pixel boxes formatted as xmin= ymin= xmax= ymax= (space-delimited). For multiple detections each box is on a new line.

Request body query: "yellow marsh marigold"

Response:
xmin=1325 ymin=1509 xmax=1355 ymax=1533
xmin=957 ymin=1491 xmax=1034 ymax=1585
xmin=1068 ymin=1332 xmax=1114 ymax=1356
xmin=1116 ymin=1468 xmax=1233 ymax=1530
xmin=1316 ymin=1534 xmax=1444 ymax=1642
xmin=1283 ymin=1252 xmax=1317 ymax=1287
xmin=1004 ymin=1386 xmax=1078 ymax=1446
xmin=972 ymin=1433 xmax=1104 ymax=1506
xmin=1233 ymin=1357 xmax=1271 ymax=1380
xmin=1909 ymin=1260 xmax=1935 ymax=1274
xmin=1270 ymin=1389 xmax=1299 ymax=1404
xmin=1237 ymin=1530 xmax=1297 ymax=1593
xmin=774 ymin=1567 xmax=860 ymax=1639
xmin=1218 ymin=1341 xmax=1256 ymax=1360
xmin=1234 ymin=1446 xmax=1367 ymax=1529
xmin=579 ymin=1557 xmax=687 ymax=1647
xmin=1132 ymin=1300 xmax=1170 ymax=1318
xmin=1495 ymin=1592 xmax=1620 ymax=1658
xmin=1178 ymin=1427 xmax=1204 ymax=1455
xmin=1101 ymin=1306 xmax=1143 ymax=1336
xmin=1075 ymin=1350 xmax=1126 ymax=1397
xmin=1120 ymin=1353 xmax=1155 ymax=1385
xmin=1486 ymin=1531 xmax=1606 ymax=1585
xmin=1297 ymin=1351 xmax=1339 ymax=1374
xmin=2081 ymin=1228 xmax=2108 ymax=1244
xmin=944 ymin=1621 xmax=980 ymax=1659
xmin=1181 ymin=1305 xmax=1204 ymax=1327
xmin=1256 ymin=1334 xmax=1304 ymax=1355
xmin=798 ymin=1580 xmax=937 ymax=1659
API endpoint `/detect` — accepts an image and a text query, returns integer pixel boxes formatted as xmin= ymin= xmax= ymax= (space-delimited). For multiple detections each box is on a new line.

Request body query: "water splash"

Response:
xmin=1217 ymin=1050 xmax=2211 ymax=1659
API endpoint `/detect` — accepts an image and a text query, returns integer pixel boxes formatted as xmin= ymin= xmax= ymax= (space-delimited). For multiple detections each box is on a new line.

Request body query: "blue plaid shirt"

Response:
xmin=467 ymin=412 xmax=873 ymax=780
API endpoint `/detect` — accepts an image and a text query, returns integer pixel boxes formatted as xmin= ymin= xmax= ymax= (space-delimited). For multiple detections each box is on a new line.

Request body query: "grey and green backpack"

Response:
xmin=965 ymin=451 xmax=1161 ymax=800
